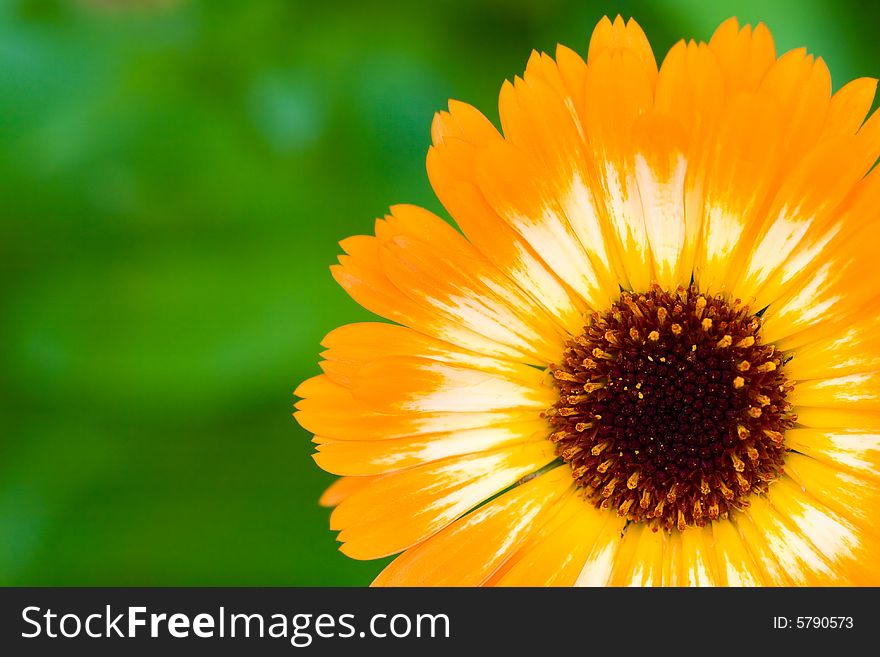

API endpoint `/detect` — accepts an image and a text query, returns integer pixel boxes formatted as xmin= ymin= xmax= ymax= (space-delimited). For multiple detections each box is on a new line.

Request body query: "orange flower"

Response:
xmin=294 ymin=16 xmax=880 ymax=586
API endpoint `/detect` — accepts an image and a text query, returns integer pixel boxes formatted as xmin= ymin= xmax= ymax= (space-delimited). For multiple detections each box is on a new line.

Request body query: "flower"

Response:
xmin=294 ymin=16 xmax=880 ymax=586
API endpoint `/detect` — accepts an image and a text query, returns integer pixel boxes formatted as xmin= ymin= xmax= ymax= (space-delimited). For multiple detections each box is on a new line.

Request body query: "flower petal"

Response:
xmin=610 ymin=523 xmax=668 ymax=586
xmin=763 ymin=476 xmax=879 ymax=585
xmin=678 ymin=524 xmax=720 ymax=586
xmin=784 ymin=306 xmax=880 ymax=381
xmin=741 ymin=491 xmax=840 ymax=585
xmin=330 ymin=441 xmax=557 ymax=559
xmin=573 ymin=513 xmax=628 ymax=586
xmin=349 ymin=356 xmax=554 ymax=414
xmin=707 ymin=18 xmax=776 ymax=93
xmin=428 ymin=105 xmax=585 ymax=335
xmin=784 ymin=451 xmax=880 ymax=534
xmin=294 ymin=375 xmax=539 ymax=441
xmin=710 ymin=519 xmax=764 ymax=586
xmin=493 ymin=494 xmax=623 ymax=587
xmin=313 ymin=418 xmax=549 ymax=476
xmin=332 ymin=205 xmax=568 ymax=364
xmin=318 ymin=476 xmax=383 ymax=508
xmin=789 ymin=371 xmax=880 ymax=412
xmin=785 ymin=427 xmax=880 ymax=481
xmin=371 ymin=466 xmax=571 ymax=585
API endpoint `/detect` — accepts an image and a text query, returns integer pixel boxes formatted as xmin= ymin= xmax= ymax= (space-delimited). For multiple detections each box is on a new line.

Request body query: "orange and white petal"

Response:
xmin=313 ymin=418 xmax=549 ymax=476
xmin=428 ymin=108 xmax=585 ymax=335
xmin=330 ymin=441 xmax=557 ymax=560
xmin=632 ymin=112 xmax=690 ymax=290
xmin=733 ymin=115 xmax=880 ymax=310
xmin=295 ymin=375 xmax=539 ymax=441
xmin=348 ymin=356 xmax=554 ymax=415
xmin=492 ymin=492 xmax=621 ymax=587
xmin=581 ymin=46 xmax=656 ymax=292
xmin=784 ymin=451 xmax=880 ymax=535
xmin=784 ymin=306 xmax=880 ymax=381
xmin=760 ymin=222 xmax=880 ymax=349
xmin=763 ymin=476 xmax=879 ymax=585
xmin=785 ymin=428 xmax=880 ymax=482
xmin=376 ymin=205 xmax=567 ymax=364
xmin=474 ymin=138 xmax=617 ymax=310
xmin=655 ymin=40 xmax=726 ymax=288
xmin=332 ymin=207 xmax=565 ymax=365
xmin=371 ymin=465 xmax=572 ymax=586
xmin=319 ymin=322 xmax=542 ymax=387
xmin=691 ymin=92 xmax=787 ymax=293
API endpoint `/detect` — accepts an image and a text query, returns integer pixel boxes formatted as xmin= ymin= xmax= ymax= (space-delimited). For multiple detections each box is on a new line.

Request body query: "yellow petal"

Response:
xmin=764 ymin=477 xmax=880 ymax=584
xmin=710 ymin=519 xmax=764 ymax=586
xmin=784 ymin=451 xmax=880 ymax=535
xmin=785 ymin=427 xmax=880 ymax=482
xmin=789 ymin=371 xmax=880 ymax=412
xmin=318 ymin=476 xmax=384 ymax=508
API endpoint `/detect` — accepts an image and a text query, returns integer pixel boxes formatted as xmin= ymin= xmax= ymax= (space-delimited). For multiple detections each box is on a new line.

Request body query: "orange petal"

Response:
xmin=692 ymin=92 xmax=786 ymax=293
xmin=784 ymin=305 xmax=880 ymax=381
xmin=581 ymin=46 xmax=655 ymax=291
xmin=573 ymin=512 xmax=628 ymax=586
xmin=319 ymin=476 xmax=383 ymax=508
xmin=319 ymin=322 xmax=540 ymax=387
xmin=707 ymin=18 xmax=776 ymax=94
xmin=587 ymin=15 xmax=658 ymax=79
xmin=371 ymin=466 xmax=571 ymax=586
xmin=678 ymin=524 xmax=720 ymax=586
xmin=428 ymin=107 xmax=585 ymax=335
xmin=474 ymin=138 xmax=614 ymax=309
xmin=821 ymin=77 xmax=878 ymax=139
xmin=294 ymin=374 xmax=539 ymax=441
xmin=376 ymin=205 xmax=566 ymax=363
xmin=330 ymin=441 xmax=556 ymax=559
xmin=492 ymin=494 xmax=622 ymax=587
xmin=730 ymin=511 xmax=794 ymax=585
xmin=348 ymin=356 xmax=554 ymax=414
xmin=313 ymin=418 xmax=549 ymax=476
xmin=609 ymin=523 xmax=668 ymax=586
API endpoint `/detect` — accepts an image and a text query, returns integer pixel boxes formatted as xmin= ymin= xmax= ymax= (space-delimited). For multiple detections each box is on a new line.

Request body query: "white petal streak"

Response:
xmin=601 ymin=162 xmax=651 ymax=291
xmin=636 ymin=152 xmax=687 ymax=289
xmin=563 ymin=173 xmax=611 ymax=269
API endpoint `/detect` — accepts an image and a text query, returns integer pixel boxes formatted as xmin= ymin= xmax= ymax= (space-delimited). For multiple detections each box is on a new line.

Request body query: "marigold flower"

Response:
xmin=295 ymin=16 xmax=880 ymax=586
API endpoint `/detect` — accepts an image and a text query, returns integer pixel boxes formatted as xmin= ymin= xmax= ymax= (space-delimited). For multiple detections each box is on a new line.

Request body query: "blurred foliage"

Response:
xmin=1 ymin=0 xmax=876 ymax=584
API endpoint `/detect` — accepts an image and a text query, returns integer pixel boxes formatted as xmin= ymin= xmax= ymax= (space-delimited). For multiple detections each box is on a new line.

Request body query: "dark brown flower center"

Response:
xmin=545 ymin=285 xmax=795 ymax=532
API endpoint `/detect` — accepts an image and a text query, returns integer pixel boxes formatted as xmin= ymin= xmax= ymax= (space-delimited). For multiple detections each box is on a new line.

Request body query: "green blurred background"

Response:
xmin=1 ymin=0 xmax=876 ymax=585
